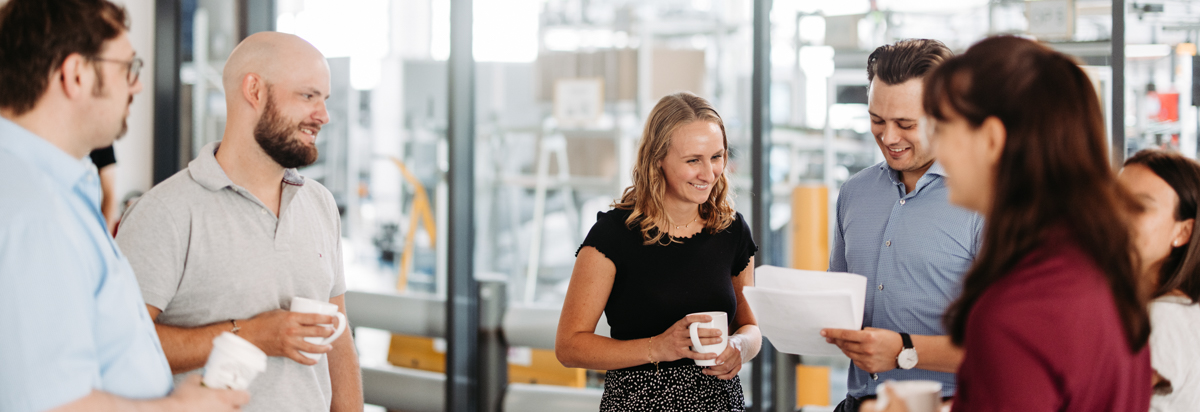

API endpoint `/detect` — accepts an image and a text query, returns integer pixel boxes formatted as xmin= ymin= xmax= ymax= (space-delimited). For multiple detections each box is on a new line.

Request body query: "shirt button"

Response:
xmin=886 ymin=240 xmax=891 ymax=247
xmin=899 ymin=199 xmax=906 ymax=205
xmin=878 ymin=284 xmax=884 ymax=291
xmin=260 ymin=209 xmax=267 ymax=215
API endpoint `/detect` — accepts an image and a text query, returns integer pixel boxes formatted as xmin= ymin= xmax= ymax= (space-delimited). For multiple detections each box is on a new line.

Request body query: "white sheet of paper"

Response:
xmin=755 ymin=266 xmax=867 ymax=326
xmin=744 ymin=265 xmax=868 ymax=356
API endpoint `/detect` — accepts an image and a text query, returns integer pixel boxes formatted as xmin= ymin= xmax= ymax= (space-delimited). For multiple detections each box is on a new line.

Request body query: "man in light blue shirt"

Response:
xmin=0 ymin=0 xmax=247 ymax=411
xmin=819 ymin=39 xmax=983 ymax=412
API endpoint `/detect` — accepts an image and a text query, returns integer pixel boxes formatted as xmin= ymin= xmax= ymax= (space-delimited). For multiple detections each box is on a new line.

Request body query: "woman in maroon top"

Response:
xmin=918 ymin=36 xmax=1153 ymax=411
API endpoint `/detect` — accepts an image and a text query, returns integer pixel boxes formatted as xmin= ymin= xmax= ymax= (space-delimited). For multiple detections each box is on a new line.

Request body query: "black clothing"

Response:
xmin=577 ymin=208 xmax=757 ymax=372
xmin=90 ymin=146 xmax=116 ymax=169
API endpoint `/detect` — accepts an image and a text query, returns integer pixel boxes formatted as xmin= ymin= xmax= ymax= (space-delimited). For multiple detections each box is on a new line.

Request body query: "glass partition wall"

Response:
xmin=766 ymin=2 xmax=997 ymax=408
xmin=472 ymin=0 xmax=758 ymax=402
xmin=269 ymin=0 xmax=759 ymax=409
xmin=274 ymin=0 xmax=452 ymax=408
xmin=274 ymin=0 xmax=761 ymax=408
xmin=152 ymin=0 xmax=1200 ymax=410
xmin=1113 ymin=1 xmax=1198 ymax=160
xmin=761 ymin=1 xmax=1200 ymax=410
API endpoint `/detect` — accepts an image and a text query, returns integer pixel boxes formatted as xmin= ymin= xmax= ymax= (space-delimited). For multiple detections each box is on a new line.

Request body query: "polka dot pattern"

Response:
xmin=600 ymin=364 xmax=745 ymax=411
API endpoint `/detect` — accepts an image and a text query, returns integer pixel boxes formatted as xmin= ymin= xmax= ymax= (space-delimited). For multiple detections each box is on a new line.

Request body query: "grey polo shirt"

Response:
xmin=116 ymin=141 xmax=346 ymax=412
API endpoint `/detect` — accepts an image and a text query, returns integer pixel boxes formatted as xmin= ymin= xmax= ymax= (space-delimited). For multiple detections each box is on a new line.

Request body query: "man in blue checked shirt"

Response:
xmin=0 ymin=0 xmax=246 ymax=411
xmin=818 ymin=39 xmax=984 ymax=412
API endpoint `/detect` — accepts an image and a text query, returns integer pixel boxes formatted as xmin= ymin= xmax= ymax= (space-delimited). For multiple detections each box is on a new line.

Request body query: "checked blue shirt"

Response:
xmin=829 ymin=161 xmax=983 ymax=399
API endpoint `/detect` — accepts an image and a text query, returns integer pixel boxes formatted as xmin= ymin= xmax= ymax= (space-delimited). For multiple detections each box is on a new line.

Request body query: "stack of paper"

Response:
xmin=743 ymin=265 xmax=867 ymax=357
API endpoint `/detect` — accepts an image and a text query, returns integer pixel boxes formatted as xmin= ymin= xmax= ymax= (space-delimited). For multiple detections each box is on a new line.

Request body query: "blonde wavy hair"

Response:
xmin=613 ymin=92 xmax=736 ymax=245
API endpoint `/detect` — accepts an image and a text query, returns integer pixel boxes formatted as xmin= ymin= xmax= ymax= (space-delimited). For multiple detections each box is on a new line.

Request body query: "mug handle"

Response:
xmin=688 ymin=321 xmax=705 ymax=350
xmin=875 ymin=381 xmax=891 ymax=410
xmin=319 ymin=312 xmax=348 ymax=345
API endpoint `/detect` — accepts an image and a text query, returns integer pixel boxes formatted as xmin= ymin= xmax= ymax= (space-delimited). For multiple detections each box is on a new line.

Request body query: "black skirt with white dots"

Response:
xmin=599 ymin=364 xmax=746 ymax=411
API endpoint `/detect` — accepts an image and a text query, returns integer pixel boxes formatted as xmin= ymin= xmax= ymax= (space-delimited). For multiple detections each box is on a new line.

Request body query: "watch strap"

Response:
xmin=900 ymin=332 xmax=913 ymax=349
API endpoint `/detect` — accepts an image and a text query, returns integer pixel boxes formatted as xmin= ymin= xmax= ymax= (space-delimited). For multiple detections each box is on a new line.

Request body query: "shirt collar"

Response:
xmin=926 ymin=161 xmax=946 ymax=177
xmin=0 ymin=116 xmax=94 ymax=191
xmin=878 ymin=160 xmax=947 ymax=186
xmin=283 ymin=168 xmax=305 ymax=186
xmin=188 ymin=141 xmax=306 ymax=191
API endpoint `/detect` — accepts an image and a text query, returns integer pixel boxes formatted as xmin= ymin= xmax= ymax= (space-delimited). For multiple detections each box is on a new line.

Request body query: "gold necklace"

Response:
xmin=674 ymin=216 xmax=698 ymax=230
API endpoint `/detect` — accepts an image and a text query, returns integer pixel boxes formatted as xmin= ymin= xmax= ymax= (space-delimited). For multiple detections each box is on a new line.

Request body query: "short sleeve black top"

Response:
xmin=577 ymin=208 xmax=757 ymax=371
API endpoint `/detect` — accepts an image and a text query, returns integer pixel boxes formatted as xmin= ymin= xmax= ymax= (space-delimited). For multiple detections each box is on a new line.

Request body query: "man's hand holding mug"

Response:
xmin=239 ymin=297 xmax=346 ymax=365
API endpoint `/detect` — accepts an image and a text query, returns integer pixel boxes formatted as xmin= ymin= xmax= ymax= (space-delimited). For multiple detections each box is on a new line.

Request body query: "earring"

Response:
xmin=1173 ymin=241 xmax=1180 ymax=247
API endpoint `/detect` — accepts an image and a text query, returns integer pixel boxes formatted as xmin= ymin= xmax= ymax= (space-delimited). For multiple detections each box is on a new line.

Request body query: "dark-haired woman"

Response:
xmin=1120 ymin=149 xmax=1200 ymax=411
xmin=923 ymin=36 xmax=1152 ymax=411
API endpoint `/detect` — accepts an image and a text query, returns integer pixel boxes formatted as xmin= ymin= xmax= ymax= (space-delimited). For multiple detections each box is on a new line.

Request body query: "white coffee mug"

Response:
xmin=203 ymin=332 xmax=268 ymax=390
xmin=289 ymin=296 xmax=348 ymax=361
xmin=687 ymin=311 xmax=729 ymax=366
xmin=876 ymin=380 xmax=943 ymax=412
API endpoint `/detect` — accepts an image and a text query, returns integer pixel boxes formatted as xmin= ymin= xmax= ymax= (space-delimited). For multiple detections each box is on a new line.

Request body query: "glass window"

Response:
xmin=1116 ymin=1 xmax=1198 ymax=159
xmin=278 ymin=0 xmax=439 ymax=294
xmin=770 ymin=1 xmax=994 ymax=408
xmin=178 ymin=0 xmax=242 ymax=164
xmin=769 ymin=1 xmax=1200 ymax=408
xmin=273 ymin=0 xmax=757 ymax=408
xmin=472 ymin=0 xmax=756 ymax=397
xmin=275 ymin=1 xmax=450 ymax=410
xmin=212 ymin=1 xmax=1200 ymax=410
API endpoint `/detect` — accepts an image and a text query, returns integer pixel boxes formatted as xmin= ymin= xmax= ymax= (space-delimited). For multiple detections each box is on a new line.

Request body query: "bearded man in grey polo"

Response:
xmin=116 ymin=32 xmax=363 ymax=412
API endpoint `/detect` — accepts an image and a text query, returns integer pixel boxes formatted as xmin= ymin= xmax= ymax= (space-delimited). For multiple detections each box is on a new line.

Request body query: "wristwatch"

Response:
xmin=897 ymin=333 xmax=918 ymax=369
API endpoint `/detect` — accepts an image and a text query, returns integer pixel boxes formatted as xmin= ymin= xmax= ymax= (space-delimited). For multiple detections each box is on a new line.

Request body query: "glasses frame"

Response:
xmin=90 ymin=56 xmax=144 ymax=85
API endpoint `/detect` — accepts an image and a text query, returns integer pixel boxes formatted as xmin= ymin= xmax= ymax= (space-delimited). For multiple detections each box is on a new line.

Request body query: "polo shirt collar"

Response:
xmin=189 ymin=141 xmax=306 ymax=192
xmin=283 ymin=168 xmax=306 ymax=186
xmin=0 ymin=116 xmax=93 ymax=191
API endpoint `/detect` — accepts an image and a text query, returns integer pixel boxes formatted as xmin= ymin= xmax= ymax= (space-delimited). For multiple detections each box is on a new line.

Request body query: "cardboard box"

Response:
xmin=386 ymin=334 xmax=445 ymax=373
xmin=650 ymin=49 xmax=706 ymax=100
xmin=507 ymin=348 xmax=587 ymax=388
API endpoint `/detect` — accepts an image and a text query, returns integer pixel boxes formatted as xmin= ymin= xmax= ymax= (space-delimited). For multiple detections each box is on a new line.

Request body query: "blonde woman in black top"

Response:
xmin=555 ymin=92 xmax=762 ymax=411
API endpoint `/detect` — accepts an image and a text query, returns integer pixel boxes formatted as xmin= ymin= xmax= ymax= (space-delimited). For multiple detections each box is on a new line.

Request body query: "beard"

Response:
xmin=253 ymin=93 xmax=320 ymax=169
xmin=116 ymin=96 xmax=130 ymax=140
xmin=93 ymin=66 xmax=130 ymax=142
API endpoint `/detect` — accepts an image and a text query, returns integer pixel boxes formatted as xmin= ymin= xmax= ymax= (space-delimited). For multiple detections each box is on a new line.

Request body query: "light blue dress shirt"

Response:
xmin=0 ymin=117 xmax=172 ymax=412
xmin=829 ymin=161 xmax=983 ymax=399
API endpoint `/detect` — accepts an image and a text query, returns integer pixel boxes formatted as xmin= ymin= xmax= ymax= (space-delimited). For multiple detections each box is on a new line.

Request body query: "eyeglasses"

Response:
xmin=90 ymin=56 xmax=144 ymax=85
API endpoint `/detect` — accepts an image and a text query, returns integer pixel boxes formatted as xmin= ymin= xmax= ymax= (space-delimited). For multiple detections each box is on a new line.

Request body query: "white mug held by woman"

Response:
xmin=688 ymin=311 xmax=729 ymax=366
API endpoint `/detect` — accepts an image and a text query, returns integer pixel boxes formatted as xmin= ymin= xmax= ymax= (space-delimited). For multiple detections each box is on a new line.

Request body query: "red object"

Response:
xmin=1159 ymin=92 xmax=1180 ymax=122
xmin=951 ymin=229 xmax=1152 ymax=412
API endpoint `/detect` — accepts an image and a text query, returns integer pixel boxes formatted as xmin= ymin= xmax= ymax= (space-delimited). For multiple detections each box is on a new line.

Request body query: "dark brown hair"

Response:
xmin=927 ymin=36 xmax=1150 ymax=351
xmin=867 ymin=39 xmax=953 ymax=86
xmin=1125 ymin=149 xmax=1200 ymax=302
xmin=0 ymin=0 xmax=129 ymax=115
xmin=614 ymin=92 xmax=735 ymax=246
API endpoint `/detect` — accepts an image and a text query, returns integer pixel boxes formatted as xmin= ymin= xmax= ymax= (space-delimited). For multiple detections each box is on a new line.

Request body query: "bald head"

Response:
xmin=218 ymin=31 xmax=330 ymax=170
xmin=223 ymin=32 xmax=328 ymax=103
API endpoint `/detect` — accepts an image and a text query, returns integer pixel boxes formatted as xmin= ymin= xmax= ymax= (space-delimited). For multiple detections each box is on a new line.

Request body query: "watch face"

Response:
xmin=898 ymin=348 xmax=919 ymax=369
